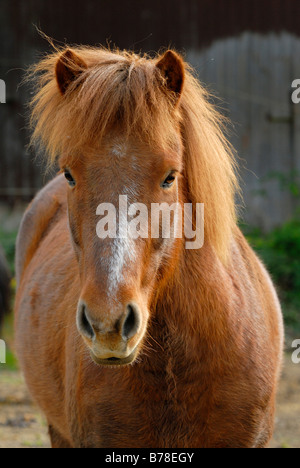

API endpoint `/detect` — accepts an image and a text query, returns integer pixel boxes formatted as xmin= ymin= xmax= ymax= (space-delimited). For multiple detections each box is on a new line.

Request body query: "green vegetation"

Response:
xmin=0 ymin=230 xmax=17 ymax=370
xmin=0 ymin=229 xmax=17 ymax=275
xmin=0 ymin=289 xmax=18 ymax=371
xmin=243 ymin=219 xmax=300 ymax=332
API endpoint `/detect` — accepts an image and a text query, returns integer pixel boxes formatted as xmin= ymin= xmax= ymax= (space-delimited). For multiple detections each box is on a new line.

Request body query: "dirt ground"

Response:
xmin=0 ymin=354 xmax=299 ymax=449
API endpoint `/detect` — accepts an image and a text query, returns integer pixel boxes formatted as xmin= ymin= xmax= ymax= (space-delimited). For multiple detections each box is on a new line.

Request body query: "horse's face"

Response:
xmin=62 ymin=139 xmax=183 ymax=366
xmin=56 ymin=50 xmax=185 ymax=366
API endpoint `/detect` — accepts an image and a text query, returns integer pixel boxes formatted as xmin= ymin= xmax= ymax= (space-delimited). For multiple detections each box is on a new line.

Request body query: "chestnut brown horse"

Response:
xmin=15 ymin=46 xmax=284 ymax=448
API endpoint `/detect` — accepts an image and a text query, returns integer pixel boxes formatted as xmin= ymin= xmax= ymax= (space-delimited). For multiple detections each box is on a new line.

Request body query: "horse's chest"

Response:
xmin=72 ymin=384 xmax=208 ymax=448
xmin=70 ymin=363 xmax=268 ymax=448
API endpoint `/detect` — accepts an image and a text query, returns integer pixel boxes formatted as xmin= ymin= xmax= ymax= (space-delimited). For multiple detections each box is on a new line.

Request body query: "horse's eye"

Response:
xmin=161 ymin=172 xmax=176 ymax=189
xmin=64 ymin=169 xmax=76 ymax=188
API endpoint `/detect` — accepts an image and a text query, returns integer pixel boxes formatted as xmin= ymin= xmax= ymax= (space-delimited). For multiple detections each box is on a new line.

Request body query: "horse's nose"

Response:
xmin=77 ymin=301 xmax=141 ymax=344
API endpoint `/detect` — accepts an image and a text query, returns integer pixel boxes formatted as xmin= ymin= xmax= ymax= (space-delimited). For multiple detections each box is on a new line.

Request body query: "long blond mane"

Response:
xmin=28 ymin=46 xmax=239 ymax=262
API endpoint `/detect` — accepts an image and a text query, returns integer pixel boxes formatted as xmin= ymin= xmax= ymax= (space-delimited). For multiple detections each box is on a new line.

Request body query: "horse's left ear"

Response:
xmin=156 ymin=50 xmax=185 ymax=101
xmin=55 ymin=49 xmax=88 ymax=95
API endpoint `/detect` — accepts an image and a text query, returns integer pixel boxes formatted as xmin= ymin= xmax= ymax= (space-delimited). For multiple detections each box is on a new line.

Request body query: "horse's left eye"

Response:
xmin=161 ymin=172 xmax=176 ymax=189
xmin=64 ymin=169 xmax=76 ymax=188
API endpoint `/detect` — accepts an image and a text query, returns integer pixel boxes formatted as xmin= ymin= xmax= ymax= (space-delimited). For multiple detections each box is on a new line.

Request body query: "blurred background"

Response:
xmin=0 ymin=0 xmax=299 ymax=448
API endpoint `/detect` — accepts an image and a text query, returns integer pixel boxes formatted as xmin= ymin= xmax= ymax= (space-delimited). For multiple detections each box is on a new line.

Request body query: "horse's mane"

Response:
xmin=28 ymin=46 xmax=239 ymax=262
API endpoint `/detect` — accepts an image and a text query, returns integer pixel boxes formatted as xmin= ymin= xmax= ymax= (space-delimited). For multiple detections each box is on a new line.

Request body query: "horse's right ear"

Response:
xmin=55 ymin=49 xmax=88 ymax=95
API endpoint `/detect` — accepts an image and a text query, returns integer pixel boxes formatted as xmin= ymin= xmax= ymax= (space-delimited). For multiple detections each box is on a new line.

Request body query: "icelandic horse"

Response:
xmin=15 ymin=46 xmax=283 ymax=448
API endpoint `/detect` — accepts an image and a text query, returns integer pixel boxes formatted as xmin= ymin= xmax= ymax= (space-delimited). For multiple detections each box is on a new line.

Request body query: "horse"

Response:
xmin=0 ymin=246 xmax=10 ymax=331
xmin=14 ymin=46 xmax=284 ymax=448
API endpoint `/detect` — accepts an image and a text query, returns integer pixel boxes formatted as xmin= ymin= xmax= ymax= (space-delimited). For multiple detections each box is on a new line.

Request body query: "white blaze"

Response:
xmin=107 ymin=195 xmax=137 ymax=299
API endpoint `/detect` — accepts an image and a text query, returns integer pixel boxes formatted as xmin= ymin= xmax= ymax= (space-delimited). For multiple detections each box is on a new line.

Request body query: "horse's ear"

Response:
xmin=156 ymin=50 xmax=185 ymax=101
xmin=55 ymin=49 xmax=88 ymax=95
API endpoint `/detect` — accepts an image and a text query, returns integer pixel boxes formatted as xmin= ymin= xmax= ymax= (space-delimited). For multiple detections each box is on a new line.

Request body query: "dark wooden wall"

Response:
xmin=1 ymin=0 xmax=300 ymax=228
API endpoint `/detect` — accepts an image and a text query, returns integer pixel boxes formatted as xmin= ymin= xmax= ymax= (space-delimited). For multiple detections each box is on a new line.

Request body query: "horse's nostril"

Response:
xmin=78 ymin=305 xmax=95 ymax=340
xmin=122 ymin=304 xmax=140 ymax=341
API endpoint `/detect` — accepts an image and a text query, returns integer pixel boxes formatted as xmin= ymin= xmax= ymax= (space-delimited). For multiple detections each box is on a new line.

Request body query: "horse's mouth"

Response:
xmin=90 ymin=348 xmax=138 ymax=367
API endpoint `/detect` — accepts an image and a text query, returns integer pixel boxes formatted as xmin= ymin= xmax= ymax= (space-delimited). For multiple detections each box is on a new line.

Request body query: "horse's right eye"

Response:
xmin=64 ymin=169 xmax=76 ymax=188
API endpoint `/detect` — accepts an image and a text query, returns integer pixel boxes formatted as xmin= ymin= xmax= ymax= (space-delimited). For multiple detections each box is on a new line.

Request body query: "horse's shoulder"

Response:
xmin=16 ymin=175 xmax=67 ymax=285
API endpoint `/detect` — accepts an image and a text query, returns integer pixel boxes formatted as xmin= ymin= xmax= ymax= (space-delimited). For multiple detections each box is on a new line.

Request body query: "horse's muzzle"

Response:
xmin=76 ymin=300 xmax=142 ymax=364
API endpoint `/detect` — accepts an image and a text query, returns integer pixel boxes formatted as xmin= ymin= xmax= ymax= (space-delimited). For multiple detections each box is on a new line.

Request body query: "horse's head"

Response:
xmin=31 ymin=45 xmax=237 ymax=365
xmin=55 ymin=49 xmax=186 ymax=366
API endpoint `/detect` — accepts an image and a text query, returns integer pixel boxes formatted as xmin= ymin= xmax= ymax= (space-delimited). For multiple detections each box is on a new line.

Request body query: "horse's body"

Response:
xmin=0 ymin=246 xmax=10 ymax=330
xmin=15 ymin=46 xmax=283 ymax=448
